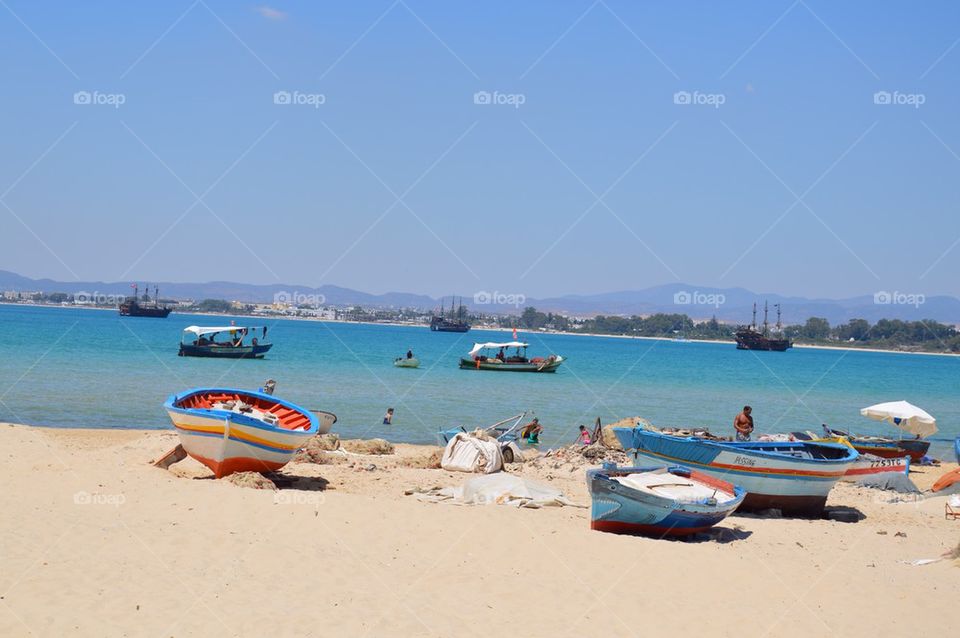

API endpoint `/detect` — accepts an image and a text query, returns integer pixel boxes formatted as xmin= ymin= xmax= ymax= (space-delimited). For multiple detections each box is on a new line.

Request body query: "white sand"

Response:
xmin=0 ymin=423 xmax=957 ymax=637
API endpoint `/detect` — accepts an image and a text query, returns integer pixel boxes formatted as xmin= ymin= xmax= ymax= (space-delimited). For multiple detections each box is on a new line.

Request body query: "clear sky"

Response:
xmin=2 ymin=1 xmax=959 ymax=299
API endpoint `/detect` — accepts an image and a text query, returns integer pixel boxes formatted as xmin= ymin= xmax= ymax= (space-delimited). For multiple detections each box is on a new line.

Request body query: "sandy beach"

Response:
xmin=0 ymin=423 xmax=957 ymax=638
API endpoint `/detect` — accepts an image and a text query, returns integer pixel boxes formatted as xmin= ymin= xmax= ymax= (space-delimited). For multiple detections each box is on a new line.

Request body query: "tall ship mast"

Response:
xmin=119 ymin=283 xmax=172 ymax=318
xmin=735 ymin=301 xmax=791 ymax=351
xmin=429 ymin=295 xmax=471 ymax=333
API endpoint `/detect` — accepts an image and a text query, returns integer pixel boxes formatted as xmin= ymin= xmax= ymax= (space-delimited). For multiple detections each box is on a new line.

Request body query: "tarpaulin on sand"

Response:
xmin=440 ymin=432 xmax=503 ymax=474
xmin=410 ymin=474 xmax=582 ymax=508
xmin=854 ymin=472 xmax=920 ymax=493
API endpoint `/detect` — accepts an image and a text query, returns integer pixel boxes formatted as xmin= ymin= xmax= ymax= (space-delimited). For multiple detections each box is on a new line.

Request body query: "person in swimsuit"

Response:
xmin=383 ymin=408 xmax=394 ymax=425
xmin=576 ymin=425 xmax=592 ymax=445
xmin=734 ymin=406 xmax=754 ymax=441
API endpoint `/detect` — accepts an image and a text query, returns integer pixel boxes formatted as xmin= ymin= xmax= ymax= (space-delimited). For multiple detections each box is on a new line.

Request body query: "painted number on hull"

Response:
xmin=869 ymin=458 xmax=902 ymax=468
xmin=733 ymin=456 xmax=756 ymax=467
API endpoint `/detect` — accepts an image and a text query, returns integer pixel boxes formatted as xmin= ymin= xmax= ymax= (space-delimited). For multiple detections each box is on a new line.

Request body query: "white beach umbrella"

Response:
xmin=860 ymin=400 xmax=937 ymax=438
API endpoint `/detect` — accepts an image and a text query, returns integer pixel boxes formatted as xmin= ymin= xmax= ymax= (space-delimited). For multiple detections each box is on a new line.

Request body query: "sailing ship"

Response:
xmin=735 ymin=301 xmax=791 ymax=351
xmin=430 ymin=296 xmax=471 ymax=332
xmin=119 ymin=284 xmax=172 ymax=318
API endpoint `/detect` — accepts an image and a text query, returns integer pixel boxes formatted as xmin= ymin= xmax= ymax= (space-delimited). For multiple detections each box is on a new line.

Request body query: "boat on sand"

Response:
xmin=613 ymin=428 xmax=857 ymax=517
xmin=587 ymin=464 xmax=745 ymax=537
xmin=164 ymin=387 xmax=321 ymax=478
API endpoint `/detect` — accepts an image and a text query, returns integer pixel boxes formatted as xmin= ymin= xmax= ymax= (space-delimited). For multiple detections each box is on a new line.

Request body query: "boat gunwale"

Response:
xmin=164 ymin=387 xmax=319 ymax=436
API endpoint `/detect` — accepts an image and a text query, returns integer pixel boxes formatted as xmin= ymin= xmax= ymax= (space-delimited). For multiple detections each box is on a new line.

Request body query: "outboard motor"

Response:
xmin=261 ymin=379 xmax=276 ymax=395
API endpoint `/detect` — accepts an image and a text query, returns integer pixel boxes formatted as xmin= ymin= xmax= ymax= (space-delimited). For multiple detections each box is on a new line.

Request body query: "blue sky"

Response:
xmin=1 ymin=1 xmax=959 ymax=299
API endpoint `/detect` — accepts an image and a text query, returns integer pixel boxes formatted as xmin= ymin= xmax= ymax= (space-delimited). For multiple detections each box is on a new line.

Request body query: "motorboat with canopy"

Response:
xmin=459 ymin=341 xmax=563 ymax=372
xmin=178 ymin=325 xmax=272 ymax=359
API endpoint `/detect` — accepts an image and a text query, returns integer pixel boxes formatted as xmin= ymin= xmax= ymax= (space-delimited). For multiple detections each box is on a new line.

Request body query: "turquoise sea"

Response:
xmin=1 ymin=304 xmax=957 ymax=455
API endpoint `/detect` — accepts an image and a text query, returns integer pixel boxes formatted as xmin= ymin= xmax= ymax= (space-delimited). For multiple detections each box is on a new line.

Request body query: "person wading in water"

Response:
xmin=734 ymin=406 xmax=754 ymax=441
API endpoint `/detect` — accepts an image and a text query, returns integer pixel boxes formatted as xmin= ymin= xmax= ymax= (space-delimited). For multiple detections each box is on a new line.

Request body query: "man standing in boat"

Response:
xmin=734 ymin=406 xmax=754 ymax=441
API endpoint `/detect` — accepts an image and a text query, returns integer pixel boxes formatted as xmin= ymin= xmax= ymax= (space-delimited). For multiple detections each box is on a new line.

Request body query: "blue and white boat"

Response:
xmin=587 ymin=464 xmax=745 ymax=537
xmin=954 ymin=436 xmax=959 ymax=465
xmin=613 ymin=428 xmax=858 ymax=517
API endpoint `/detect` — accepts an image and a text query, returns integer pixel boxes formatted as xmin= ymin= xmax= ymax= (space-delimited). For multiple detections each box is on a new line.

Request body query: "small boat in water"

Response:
xmin=613 ymin=428 xmax=857 ymax=517
xmin=165 ymin=387 xmax=323 ymax=478
xmin=459 ymin=342 xmax=563 ymax=372
xmin=178 ymin=325 xmax=272 ymax=359
xmin=394 ymin=356 xmax=420 ymax=368
xmin=587 ymin=464 xmax=745 ymax=537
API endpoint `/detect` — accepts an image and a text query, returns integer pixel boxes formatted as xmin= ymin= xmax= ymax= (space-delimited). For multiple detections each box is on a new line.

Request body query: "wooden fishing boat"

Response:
xmin=178 ymin=325 xmax=272 ymax=359
xmin=164 ymin=387 xmax=320 ymax=478
xmin=587 ymin=464 xmax=745 ymax=537
xmin=613 ymin=428 xmax=857 ymax=517
xmin=459 ymin=342 xmax=563 ymax=372
xmin=821 ymin=427 xmax=929 ymax=461
xmin=394 ymin=357 xmax=420 ymax=368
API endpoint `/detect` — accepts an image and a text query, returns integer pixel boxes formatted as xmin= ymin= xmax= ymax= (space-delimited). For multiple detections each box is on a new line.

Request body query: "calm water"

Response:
xmin=1 ymin=305 xmax=957 ymax=455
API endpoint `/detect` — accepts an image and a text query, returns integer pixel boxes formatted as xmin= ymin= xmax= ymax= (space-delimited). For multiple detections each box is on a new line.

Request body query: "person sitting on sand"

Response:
xmin=576 ymin=425 xmax=591 ymax=445
xmin=734 ymin=406 xmax=754 ymax=441
xmin=383 ymin=408 xmax=394 ymax=425
xmin=520 ymin=417 xmax=542 ymax=444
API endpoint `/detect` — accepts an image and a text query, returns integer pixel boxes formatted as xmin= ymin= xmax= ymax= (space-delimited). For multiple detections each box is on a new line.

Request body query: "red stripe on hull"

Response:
xmin=188 ymin=452 xmax=286 ymax=478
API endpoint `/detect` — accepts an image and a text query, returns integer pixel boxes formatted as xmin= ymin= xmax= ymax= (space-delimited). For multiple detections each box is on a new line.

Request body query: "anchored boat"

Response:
xmin=735 ymin=302 xmax=791 ymax=351
xmin=178 ymin=325 xmax=272 ymax=359
xmin=164 ymin=387 xmax=325 ymax=478
xmin=613 ymin=428 xmax=857 ymax=517
xmin=587 ymin=464 xmax=745 ymax=537
xmin=394 ymin=356 xmax=420 ymax=368
xmin=459 ymin=341 xmax=563 ymax=372
xmin=118 ymin=284 xmax=172 ymax=318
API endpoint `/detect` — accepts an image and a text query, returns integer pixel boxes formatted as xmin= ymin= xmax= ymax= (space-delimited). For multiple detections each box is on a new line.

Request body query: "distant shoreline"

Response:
xmin=3 ymin=301 xmax=958 ymax=358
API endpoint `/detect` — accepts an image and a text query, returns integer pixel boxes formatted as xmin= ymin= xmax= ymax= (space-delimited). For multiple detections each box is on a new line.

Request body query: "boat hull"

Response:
xmin=587 ymin=466 xmax=745 ymax=537
xmin=955 ymin=436 xmax=960 ymax=465
xmin=179 ymin=343 xmax=273 ymax=359
xmin=119 ymin=303 xmax=171 ymax=318
xmin=394 ymin=357 xmax=420 ymax=368
xmin=613 ymin=429 xmax=856 ymax=517
xmin=459 ymin=357 xmax=563 ymax=372
xmin=847 ymin=439 xmax=928 ymax=461
xmin=164 ymin=388 xmax=318 ymax=478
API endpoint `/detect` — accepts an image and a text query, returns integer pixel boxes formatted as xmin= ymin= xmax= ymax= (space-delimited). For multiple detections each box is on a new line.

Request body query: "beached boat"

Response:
xmin=178 ymin=325 xmax=272 ymax=359
xmin=164 ymin=387 xmax=320 ymax=478
xmin=612 ymin=428 xmax=857 ymax=517
xmin=817 ymin=401 xmax=937 ymax=462
xmin=394 ymin=357 xmax=420 ymax=368
xmin=587 ymin=464 xmax=745 ymax=537
xmin=955 ymin=436 xmax=960 ymax=465
xmin=819 ymin=428 xmax=928 ymax=461
xmin=459 ymin=342 xmax=563 ymax=372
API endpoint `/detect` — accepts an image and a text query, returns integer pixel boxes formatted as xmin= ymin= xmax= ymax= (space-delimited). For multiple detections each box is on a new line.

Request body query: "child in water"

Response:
xmin=383 ymin=408 xmax=394 ymax=425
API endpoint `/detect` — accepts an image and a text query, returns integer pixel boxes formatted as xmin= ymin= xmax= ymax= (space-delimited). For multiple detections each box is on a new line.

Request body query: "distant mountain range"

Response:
xmin=1 ymin=270 xmax=957 ymax=325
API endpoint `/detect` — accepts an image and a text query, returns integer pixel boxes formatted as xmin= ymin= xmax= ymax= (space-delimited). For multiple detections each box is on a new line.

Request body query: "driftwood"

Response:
xmin=151 ymin=444 xmax=187 ymax=470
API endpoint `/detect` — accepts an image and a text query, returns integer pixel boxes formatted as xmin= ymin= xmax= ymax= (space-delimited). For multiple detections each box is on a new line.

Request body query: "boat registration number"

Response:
xmin=733 ymin=455 xmax=756 ymax=467
xmin=868 ymin=458 xmax=903 ymax=468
